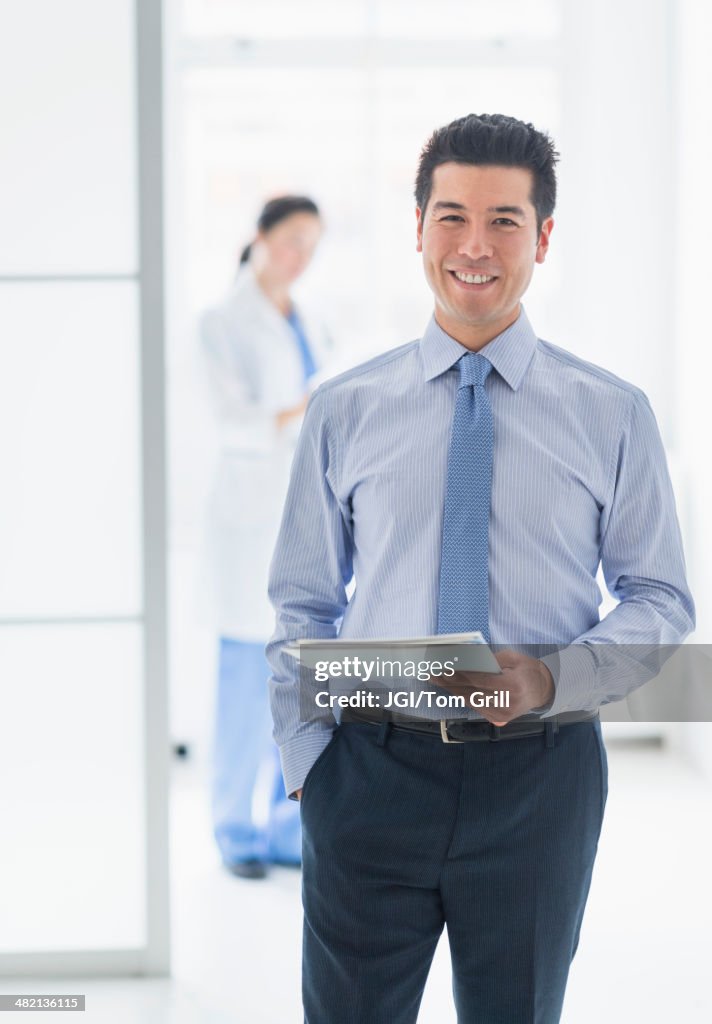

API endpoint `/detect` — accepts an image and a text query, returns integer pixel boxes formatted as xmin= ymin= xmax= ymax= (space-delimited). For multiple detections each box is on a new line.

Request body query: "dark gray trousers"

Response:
xmin=300 ymin=719 xmax=607 ymax=1023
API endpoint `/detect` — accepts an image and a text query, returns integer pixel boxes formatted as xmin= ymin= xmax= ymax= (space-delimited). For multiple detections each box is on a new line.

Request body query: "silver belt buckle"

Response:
xmin=440 ymin=720 xmax=464 ymax=744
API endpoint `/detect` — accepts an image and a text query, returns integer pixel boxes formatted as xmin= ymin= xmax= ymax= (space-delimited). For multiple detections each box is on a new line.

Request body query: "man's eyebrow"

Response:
xmin=430 ymin=201 xmax=527 ymax=218
xmin=430 ymin=201 xmax=467 ymax=212
xmin=487 ymin=205 xmax=527 ymax=218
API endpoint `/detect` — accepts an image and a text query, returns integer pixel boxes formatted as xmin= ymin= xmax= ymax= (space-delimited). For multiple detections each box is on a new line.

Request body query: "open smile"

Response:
xmin=448 ymin=270 xmax=498 ymax=289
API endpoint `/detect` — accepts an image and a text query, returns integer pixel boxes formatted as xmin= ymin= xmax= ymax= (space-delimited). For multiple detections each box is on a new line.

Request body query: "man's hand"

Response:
xmin=295 ymin=788 xmax=303 ymax=801
xmin=434 ymin=651 xmax=554 ymax=726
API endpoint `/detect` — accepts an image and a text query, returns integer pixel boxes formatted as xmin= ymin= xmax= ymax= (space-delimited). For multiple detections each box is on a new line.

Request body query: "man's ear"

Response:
xmin=535 ymin=217 xmax=554 ymax=264
xmin=415 ymin=206 xmax=424 ymax=253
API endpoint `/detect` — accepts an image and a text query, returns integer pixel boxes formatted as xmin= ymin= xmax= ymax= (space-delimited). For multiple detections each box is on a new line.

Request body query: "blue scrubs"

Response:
xmin=212 ymin=638 xmax=301 ymax=864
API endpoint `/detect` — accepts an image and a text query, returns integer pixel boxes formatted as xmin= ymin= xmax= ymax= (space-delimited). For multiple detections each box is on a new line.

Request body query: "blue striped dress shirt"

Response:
xmin=267 ymin=306 xmax=695 ymax=797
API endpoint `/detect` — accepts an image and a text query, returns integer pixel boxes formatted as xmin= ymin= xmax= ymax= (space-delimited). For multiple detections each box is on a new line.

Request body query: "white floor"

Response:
xmin=6 ymin=737 xmax=712 ymax=1023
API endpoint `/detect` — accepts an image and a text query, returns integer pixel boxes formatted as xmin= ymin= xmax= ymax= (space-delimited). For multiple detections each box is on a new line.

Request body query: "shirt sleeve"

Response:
xmin=540 ymin=387 xmax=696 ymax=716
xmin=266 ymin=387 xmax=354 ymax=797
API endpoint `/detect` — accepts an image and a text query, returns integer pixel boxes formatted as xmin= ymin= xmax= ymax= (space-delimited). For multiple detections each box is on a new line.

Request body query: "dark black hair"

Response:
xmin=414 ymin=113 xmax=559 ymax=233
xmin=239 ymin=195 xmax=320 ymax=265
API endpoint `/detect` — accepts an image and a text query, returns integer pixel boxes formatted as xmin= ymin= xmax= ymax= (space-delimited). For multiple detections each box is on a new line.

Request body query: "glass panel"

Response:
xmin=0 ymin=282 xmax=142 ymax=618
xmin=182 ymin=68 xmax=369 ymax=314
xmin=375 ymin=0 xmax=561 ymax=39
xmin=181 ymin=0 xmax=561 ymax=39
xmin=181 ymin=0 xmax=366 ymax=36
xmin=0 ymin=0 xmax=137 ymax=275
xmin=0 ymin=624 xmax=145 ymax=951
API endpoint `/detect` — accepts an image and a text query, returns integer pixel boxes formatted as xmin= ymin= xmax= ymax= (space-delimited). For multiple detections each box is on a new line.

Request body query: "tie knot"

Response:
xmin=458 ymin=352 xmax=492 ymax=388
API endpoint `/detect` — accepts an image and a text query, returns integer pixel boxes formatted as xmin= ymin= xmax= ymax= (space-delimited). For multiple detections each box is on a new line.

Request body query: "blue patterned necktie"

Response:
xmin=437 ymin=352 xmax=494 ymax=641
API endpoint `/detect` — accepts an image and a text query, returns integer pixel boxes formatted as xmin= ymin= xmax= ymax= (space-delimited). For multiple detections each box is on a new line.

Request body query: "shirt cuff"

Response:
xmin=538 ymin=645 xmax=598 ymax=717
xmin=279 ymin=728 xmax=335 ymax=800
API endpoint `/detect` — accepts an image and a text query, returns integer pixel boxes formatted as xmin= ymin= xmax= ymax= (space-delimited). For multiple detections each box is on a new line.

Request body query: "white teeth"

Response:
xmin=454 ymin=271 xmax=495 ymax=284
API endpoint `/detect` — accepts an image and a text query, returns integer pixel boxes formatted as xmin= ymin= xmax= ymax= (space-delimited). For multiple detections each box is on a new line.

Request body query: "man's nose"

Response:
xmin=458 ymin=226 xmax=494 ymax=260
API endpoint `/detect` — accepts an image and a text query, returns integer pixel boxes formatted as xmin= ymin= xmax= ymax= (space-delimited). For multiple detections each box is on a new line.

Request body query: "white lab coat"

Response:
xmin=200 ymin=264 xmax=332 ymax=640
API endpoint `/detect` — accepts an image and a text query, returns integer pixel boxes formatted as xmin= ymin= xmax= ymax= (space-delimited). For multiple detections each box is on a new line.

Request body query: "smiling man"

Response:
xmin=417 ymin=162 xmax=552 ymax=347
xmin=267 ymin=114 xmax=694 ymax=1023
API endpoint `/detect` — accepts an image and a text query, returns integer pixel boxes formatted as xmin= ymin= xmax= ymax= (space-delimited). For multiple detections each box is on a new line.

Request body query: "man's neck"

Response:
xmin=435 ymin=304 xmax=521 ymax=351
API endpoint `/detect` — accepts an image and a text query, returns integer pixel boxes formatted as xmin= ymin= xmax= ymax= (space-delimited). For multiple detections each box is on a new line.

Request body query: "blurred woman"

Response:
xmin=200 ymin=196 xmax=331 ymax=879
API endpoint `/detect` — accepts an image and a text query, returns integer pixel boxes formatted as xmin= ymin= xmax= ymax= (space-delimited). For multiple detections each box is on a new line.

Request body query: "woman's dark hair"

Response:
xmin=239 ymin=195 xmax=320 ymax=265
xmin=414 ymin=113 xmax=559 ymax=233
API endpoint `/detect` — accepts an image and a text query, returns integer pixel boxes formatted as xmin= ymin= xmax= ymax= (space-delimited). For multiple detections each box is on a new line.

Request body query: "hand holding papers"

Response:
xmin=286 ymin=632 xmax=508 ymax=723
xmin=441 ymin=649 xmax=556 ymax=726
xmin=285 ymin=633 xmax=554 ymax=726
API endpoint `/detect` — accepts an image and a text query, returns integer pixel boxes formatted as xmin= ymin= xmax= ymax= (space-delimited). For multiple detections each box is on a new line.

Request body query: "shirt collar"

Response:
xmin=419 ymin=305 xmax=538 ymax=391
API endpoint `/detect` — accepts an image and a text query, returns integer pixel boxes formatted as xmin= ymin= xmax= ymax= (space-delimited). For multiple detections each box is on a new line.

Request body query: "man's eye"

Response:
xmin=494 ymin=218 xmax=517 ymax=226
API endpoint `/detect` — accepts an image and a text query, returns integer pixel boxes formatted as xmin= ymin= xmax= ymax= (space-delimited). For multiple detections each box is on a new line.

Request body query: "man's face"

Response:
xmin=416 ymin=162 xmax=553 ymax=347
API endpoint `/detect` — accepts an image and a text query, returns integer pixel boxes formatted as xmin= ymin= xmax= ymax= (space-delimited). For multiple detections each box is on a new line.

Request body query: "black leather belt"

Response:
xmin=341 ymin=707 xmax=599 ymax=743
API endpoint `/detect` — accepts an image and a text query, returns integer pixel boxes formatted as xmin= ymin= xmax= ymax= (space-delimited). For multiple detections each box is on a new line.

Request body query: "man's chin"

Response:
xmin=441 ymin=303 xmax=498 ymax=329
xmin=434 ymin=297 xmax=523 ymax=340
